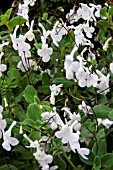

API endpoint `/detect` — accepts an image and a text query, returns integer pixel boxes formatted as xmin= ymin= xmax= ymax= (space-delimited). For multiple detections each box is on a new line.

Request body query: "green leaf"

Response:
xmin=13 ymin=145 xmax=34 ymax=160
xmin=22 ymin=119 xmax=35 ymax=128
xmin=53 ymin=77 xmax=74 ymax=88
xmin=38 ymin=85 xmax=50 ymax=94
xmin=0 ymin=165 xmax=17 ymax=170
xmin=8 ymin=16 xmax=26 ymax=28
xmin=93 ymin=104 xmax=112 ymax=118
xmin=100 ymin=7 xmax=107 ymax=17
xmin=5 ymin=8 xmax=13 ymax=20
xmin=23 ymin=85 xmax=37 ymax=103
xmin=108 ymin=110 xmax=113 ymax=120
xmin=54 ymin=154 xmax=66 ymax=170
xmin=101 ymin=153 xmax=113 ymax=168
xmin=108 ymin=6 xmax=113 ymax=16
xmin=97 ymin=20 xmax=109 ymax=33
xmin=96 ymin=129 xmax=105 ymax=140
xmin=92 ymin=139 xmax=107 ymax=158
xmin=27 ymin=103 xmax=42 ymax=121
xmin=42 ymin=12 xmax=48 ymax=20
xmin=15 ymin=108 xmax=26 ymax=121
xmin=29 ymin=131 xmax=41 ymax=141
xmin=93 ymin=156 xmax=101 ymax=170
xmin=0 ymin=15 xmax=9 ymax=26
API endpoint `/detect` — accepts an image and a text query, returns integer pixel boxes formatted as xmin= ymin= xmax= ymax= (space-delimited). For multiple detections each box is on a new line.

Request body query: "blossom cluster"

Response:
xmin=1 ymin=1 xmax=113 ymax=169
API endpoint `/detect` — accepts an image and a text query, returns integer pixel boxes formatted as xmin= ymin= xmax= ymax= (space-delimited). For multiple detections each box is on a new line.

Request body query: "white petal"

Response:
xmin=9 ymin=137 xmax=19 ymax=146
xmin=2 ymin=140 xmax=11 ymax=151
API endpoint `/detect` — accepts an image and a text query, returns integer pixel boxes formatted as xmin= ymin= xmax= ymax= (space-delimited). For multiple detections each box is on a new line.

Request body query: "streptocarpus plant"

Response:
xmin=0 ymin=1 xmax=113 ymax=170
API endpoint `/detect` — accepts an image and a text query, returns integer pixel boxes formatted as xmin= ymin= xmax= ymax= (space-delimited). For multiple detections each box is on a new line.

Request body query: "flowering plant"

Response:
xmin=0 ymin=1 xmax=113 ymax=169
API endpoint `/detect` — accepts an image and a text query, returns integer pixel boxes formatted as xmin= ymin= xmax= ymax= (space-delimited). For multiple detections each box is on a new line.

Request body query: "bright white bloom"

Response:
xmin=83 ymin=24 xmax=95 ymax=38
xmin=0 ymin=42 xmax=9 ymax=52
xmin=17 ymin=3 xmax=29 ymax=21
xmin=110 ymin=62 xmax=113 ymax=73
xmin=17 ymin=57 xmax=35 ymax=72
xmin=49 ymin=21 xmax=67 ymax=47
xmin=78 ymin=101 xmax=92 ymax=115
xmin=77 ymin=3 xmax=92 ymax=21
xmin=103 ymin=37 xmax=112 ymax=51
xmin=33 ymin=150 xmax=53 ymax=170
xmin=0 ymin=105 xmax=6 ymax=139
xmin=55 ymin=124 xmax=80 ymax=152
xmin=41 ymin=108 xmax=63 ymax=130
xmin=76 ymin=67 xmax=87 ymax=87
xmin=2 ymin=121 xmax=19 ymax=151
xmin=64 ymin=46 xmax=79 ymax=80
xmin=25 ymin=20 xmax=35 ymax=41
xmin=23 ymin=134 xmax=39 ymax=149
xmin=37 ymin=42 xmax=53 ymax=62
xmin=96 ymin=70 xmax=109 ymax=94
xmin=97 ymin=118 xmax=113 ymax=129
xmin=77 ymin=147 xmax=90 ymax=159
xmin=66 ymin=7 xmax=77 ymax=24
xmin=50 ymin=84 xmax=63 ymax=105
xmin=24 ymin=0 xmax=36 ymax=6
xmin=61 ymin=107 xmax=81 ymax=131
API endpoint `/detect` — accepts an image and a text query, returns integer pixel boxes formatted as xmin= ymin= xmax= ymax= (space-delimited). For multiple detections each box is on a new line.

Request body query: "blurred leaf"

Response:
xmin=0 ymin=165 xmax=17 ymax=170
xmin=53 ymin=77 xmax=74 ymax=88
xmin=93 ymin=104 xmax=112 ymax=118
xmin=27 ymin=103 xmax=42 ymax=121
xmin=101 ymin=153 xmax=113 ymax=168
xmin=8 ymin=16 xmax=26 ymax=28
xmin=54 ymin=154 xmax=66 ymax=170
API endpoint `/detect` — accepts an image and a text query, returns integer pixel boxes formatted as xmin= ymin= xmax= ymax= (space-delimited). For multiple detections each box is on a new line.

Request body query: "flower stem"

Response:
xmin=60 ymin=148 xmax=78 ymax=170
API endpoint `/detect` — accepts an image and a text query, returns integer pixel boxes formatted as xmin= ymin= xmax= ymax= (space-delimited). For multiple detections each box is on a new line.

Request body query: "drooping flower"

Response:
xmin=2 ymin=121 xmax=19 ymax=151
xmin=50 ymin=84 xmax=63 ymax=105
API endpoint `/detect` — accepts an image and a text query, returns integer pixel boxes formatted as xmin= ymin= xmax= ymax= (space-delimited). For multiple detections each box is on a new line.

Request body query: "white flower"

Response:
xmin=103 ymin=37 xmax=112 ymax=51
xmin=77 ymin=3 xmax=92 ymax=21
xmin=78 ymin=101 xmax=92 ymax=115
xmin=96 ymin=70 xmax=109 ymax=94
xmin=41 ymin=108 xmax=63 ymax=130
xmin=33 ymin=150 xmax=53 ymax=170
xmin=25 ymin=20 xmax=35 ymax=41
xmin=2 ymin=121 xmax=19 ymax=151
xmin=37 ymin=41 xmax=53 ymax=62
xmin=83 ymin=24 xmax=95 ymax=38
xmin=0 ymin=105 xmax=6 ymax=139
xmin=55 ymin=124 xmax=80 ymax=152
xmin=76 ymin=67 xmax=87 ymax=87
xmin=17 ymin=57 xmax=35 ymax=72
xmin=49 ymin=21 xmax=67 ymax=47
xmin=97 ymin=118 xmax=113 ymax=129
xmin=66 ymin=7 xmax=77 ymax=24
xmin=50 ymin=84 xmax=63 ymax=105
xmin=110 ymin=62 xmax=113 ymax=73
xmin=77 ymin=147 xmax=90 ymax=159
xmin=23 ymin=134 xmax=39 ymax=149
xmin=17 ymin=3 xmax=29 ymax=21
